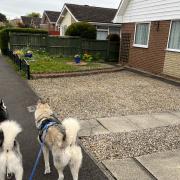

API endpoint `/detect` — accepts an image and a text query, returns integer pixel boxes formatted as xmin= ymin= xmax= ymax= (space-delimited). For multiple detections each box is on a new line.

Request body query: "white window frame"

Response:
xmin=96 ymin=28 xmax=109 ymax=40
xmin=166 ymin=20 xmax=180 ymax=53
xmin=133 ymin=22 xmax=151 ymax=48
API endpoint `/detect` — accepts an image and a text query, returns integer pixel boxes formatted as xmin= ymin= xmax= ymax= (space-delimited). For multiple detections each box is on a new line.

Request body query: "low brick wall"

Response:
xmin=163 ymin=51 xmax=180 ymax=78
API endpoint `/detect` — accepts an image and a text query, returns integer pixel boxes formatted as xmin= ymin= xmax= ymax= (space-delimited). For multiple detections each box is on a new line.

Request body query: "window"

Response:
xmin=96 ymin=30 xmax=108 ymax=40
xmin=134 ymin=23 xmax=150 ymax=48
xmin=168 ymin=20 xmax=180 ymax=51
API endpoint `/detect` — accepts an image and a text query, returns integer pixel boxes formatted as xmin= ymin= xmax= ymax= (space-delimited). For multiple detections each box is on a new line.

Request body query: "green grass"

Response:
xmin=28 ymin=52 xmax=109 ymax=74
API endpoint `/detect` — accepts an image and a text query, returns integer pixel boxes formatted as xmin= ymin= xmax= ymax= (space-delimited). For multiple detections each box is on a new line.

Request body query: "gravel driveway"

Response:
xmin=29 ymin=71 xmax=180 ymax=161
xmin=29 ymin=71 xmax=180 ymax=120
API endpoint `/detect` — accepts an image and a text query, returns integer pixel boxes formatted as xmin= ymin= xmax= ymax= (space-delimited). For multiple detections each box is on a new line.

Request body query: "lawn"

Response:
xmin=26 ymin=51 xmax=116 ymax=74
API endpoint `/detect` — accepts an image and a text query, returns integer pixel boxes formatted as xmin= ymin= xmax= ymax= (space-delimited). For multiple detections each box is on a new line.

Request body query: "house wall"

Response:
xmin=121 ymin=21 xmax=170 ymax=74
xmin=163 ymin=51 xmax=180 ymax=78
xmin=118 ymin=0 xmax=180 ymax=23
xmin=60 ymin=11 xmax=75 ymax=28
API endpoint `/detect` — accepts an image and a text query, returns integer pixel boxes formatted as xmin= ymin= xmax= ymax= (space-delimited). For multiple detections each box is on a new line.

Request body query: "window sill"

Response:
xmin=166 ymin=48 xmax=180 ymax=53
xmin=133 ymin=44 xmax=148 ymax=48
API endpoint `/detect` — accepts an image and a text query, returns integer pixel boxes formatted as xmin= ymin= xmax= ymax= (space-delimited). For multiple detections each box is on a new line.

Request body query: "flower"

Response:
xmin=74 ymin=54 xmax=80 ymax=58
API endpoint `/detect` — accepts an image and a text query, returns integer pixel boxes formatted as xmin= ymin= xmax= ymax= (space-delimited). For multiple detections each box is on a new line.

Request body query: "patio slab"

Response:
xmin=79 ymin=120 xmax=109 ymax=137
xmin=103 ymin=158 xmax=153 ymax=180
xmin=172 ymin=112 xmax=180 ymax=118
xmin=127 ymin=114 xmax=170 ymax=129
xmin=136 ymin=149 xmax=180 ymax=180
xmin=152 ymin=112 xmax=180 ymax=125
xmin=97 ymin=117 xmax=138 ymax=133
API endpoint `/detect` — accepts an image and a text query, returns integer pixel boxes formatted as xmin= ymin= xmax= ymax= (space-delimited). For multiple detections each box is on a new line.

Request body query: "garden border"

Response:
xmin=6 ymin=50 xmax=31 ymax=79
xmin=31 ymin=67 xmax=124 ymax=79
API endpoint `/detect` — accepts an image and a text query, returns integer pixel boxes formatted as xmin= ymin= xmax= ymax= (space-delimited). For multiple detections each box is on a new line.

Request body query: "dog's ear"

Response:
xmin=0 ymin=130 xmax=4 ymax=147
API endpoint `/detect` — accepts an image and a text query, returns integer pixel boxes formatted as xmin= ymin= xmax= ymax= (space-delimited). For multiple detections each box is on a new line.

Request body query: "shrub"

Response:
xmin=106 ymin=33 xmax=120 ymax=41
xmin=65 ymin=22 xmax=96 ymax=39
xmin=0 ymin=28 xmax=48 ymax=55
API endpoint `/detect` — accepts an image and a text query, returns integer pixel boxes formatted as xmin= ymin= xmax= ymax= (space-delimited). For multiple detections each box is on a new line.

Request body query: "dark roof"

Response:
xmin=45 ymin=10 xmax=61 ymax=22
xmin=21 ymin=16 xmax=32 ymax=25
xmin=65 ymin=4 xmax=117 ymax=23
xmin=32 ymin=17 xmax=42 ymax=26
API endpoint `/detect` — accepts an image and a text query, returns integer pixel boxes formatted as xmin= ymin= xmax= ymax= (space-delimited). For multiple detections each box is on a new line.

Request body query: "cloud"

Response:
xmin=0 ymin=0 xmax=120 ymax=19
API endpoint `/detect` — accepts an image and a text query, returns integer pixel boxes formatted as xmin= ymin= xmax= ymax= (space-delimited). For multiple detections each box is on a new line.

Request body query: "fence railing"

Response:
xmin=6 ymin=50 xmax=30 ymax=79
xmin=9 ymin=33 xmax=120 ymax=61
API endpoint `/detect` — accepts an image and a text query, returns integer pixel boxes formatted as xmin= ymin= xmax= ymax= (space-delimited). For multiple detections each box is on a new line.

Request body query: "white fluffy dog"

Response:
xmin=0 ymin=121 xmax=23 ymax=180
xmin=35 ymin=100 xmax=82 ymax=180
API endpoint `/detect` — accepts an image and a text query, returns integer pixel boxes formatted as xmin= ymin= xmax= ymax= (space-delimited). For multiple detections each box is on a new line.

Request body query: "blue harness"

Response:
xmin=38 ymin=118 xmax=63 ymax=143
xmin=29 ymin=117 xmax=66 ymax=180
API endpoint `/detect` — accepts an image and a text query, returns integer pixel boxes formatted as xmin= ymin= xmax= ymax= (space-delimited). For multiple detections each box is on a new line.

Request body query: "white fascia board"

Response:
xmin=113 ymin=0 xmax=130 ymax=23
xmin=89 ymin=22 xmax=121 ymax=27
xmin=56 ymin=5 xmax=78 ymax=26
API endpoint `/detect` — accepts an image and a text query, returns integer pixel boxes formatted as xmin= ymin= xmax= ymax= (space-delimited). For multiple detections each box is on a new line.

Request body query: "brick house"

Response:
xmin=41 ymin=10 xmax=61 ymax=35
xmin=114 ymin=0 xmax=180 ymax=78
xmin=56 ymin=4 xmax=121 ymax=40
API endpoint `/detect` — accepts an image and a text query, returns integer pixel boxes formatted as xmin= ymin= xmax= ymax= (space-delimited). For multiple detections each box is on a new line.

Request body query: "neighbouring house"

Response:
xmin=9 ymin=18 xmax=21 ymax=27
xmin=113 ymin=0 xmax=180 ymax=79
xmin=21 ymin=16 xmax=41 ymax=28
xmin=56 ymin=3 xmax=121 ymax=40
xmin=40 ymin=10 xmax=61 ymax=35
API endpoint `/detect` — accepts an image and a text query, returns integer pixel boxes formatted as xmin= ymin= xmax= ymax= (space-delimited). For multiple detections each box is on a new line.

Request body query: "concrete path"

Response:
xmin=80 ymin=112 xmax=180 ymax=180
xmin=79 ymin=112 xmax=180 ymax=136
xmin=0 ymin=55 xmax=109 ymax=180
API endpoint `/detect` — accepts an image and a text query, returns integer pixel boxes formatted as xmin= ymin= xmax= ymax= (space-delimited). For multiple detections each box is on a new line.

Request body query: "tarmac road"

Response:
xmin=0 ymin=55 xmax=109 ymax=180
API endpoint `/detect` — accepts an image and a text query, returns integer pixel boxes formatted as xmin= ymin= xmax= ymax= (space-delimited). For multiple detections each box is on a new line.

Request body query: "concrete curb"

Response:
xmin=31 ymin=67 xmax=124 ymax=79
xmin=125 ymin=66 xmax=180 ymax=87
xmin=78 ymin=139 xmax=116 ymax=180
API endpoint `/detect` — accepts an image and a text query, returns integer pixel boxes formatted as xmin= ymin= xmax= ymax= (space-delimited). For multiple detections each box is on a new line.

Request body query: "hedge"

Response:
xmin=0 ymin=28 xmax=48 ymax=55
xmin=65 ymin=22 xmax=96 ymax=39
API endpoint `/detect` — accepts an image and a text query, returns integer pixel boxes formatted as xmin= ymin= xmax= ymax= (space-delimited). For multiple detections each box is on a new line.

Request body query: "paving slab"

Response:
xmin=152 ymin=112 xmax=180 ymax=125
xmin=97 ymin=117 xmax=138 ymax=133
xmin=137 ymin=149 xmax=180 ymax=180
xmin=172 ymin=112 xmax=180 ymax=118
xmin=103 ymin=158 xmax=153 ymax=180
xmin=127 ymin=114 xmax=173 ymax=129
xmin=79 ymin=120 xmax=109 ymax=137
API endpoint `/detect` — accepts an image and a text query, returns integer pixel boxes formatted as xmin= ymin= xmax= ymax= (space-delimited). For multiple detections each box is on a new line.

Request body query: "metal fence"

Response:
xmin=7 ymin=50 xmax=30 ymax=79
xmin=9 ymin=33 xmax=120 ymax=61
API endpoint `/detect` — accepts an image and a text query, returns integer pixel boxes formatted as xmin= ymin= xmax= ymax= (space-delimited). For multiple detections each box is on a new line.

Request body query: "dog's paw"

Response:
xmin=44 ymin=168 xmax=51 ymax=174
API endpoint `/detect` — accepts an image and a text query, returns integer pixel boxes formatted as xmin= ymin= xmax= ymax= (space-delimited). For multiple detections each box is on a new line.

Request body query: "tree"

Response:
xmin=65 ymin=22 xmax=96 ymax=39
xmin=0 ymin=13 xmax=7 ymax=23
xmin=27 ymin=12 xmax=41 ymax=18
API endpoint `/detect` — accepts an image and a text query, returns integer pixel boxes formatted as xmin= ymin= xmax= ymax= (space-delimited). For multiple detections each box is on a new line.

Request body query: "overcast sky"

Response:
xmin=0 ymin=0 xmax=120 ymax=19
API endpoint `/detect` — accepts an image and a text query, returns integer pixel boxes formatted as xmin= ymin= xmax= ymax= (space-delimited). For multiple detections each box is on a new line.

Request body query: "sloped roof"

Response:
xmin=65 ymin=4 xmax=117 ymax=23
xmin=32 ymin=17 xmax=42 ymax=26
xmin=45 ymin=10 xmax=61 ymax=22
xmin=21 ymin=16 xmax=32 ymax=25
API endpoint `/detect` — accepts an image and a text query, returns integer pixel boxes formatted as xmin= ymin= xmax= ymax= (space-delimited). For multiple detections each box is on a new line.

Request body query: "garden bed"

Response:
xmin=13 ymin=49 xmax=120 ymax=77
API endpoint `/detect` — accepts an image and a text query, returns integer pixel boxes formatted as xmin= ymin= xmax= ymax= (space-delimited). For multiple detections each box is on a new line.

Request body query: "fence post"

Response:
xmin=27 ymin=64 xmax=30 ymax=80
xmin=19 ymin=58 xmax=22 ymax=71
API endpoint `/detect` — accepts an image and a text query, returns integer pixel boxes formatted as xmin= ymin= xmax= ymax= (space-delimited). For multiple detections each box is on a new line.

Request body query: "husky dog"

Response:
xmin=0 ymin=99 xmax=8 ymax=122
xmin=35 ymin=100 xmax=82 ymax=180
xmin=0 ymin=121 xmax=23 ymax=180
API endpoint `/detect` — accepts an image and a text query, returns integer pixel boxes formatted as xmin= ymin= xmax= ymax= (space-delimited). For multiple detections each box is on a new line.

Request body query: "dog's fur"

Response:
xmin=0 ymin=121 xmax=23 ymax=180
xmin=0 ymin=99 xmax=8 ymax=123
xmin=0 ymin=99 xmax=23 ymax=180
xmin=35 ymin=100 xmax=82 ymax=180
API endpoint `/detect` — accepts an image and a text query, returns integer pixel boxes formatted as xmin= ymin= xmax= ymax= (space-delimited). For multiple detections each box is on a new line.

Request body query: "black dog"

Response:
xmin=0 ymin=99 xmax=8 ymax=123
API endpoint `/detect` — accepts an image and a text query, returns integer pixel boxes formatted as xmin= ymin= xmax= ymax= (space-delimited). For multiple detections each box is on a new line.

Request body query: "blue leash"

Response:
xmin=29 ymin=122 xmax=57 ymax=180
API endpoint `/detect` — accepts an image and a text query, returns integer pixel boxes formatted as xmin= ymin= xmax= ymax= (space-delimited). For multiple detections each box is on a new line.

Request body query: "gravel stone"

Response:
xmin=29 ymin=71 xmax=180 ymax=161
xmin=29 ymin=71 xmax=180 ymax=120
xmin=81 ymin=124 xmax=180 ymax=161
